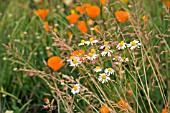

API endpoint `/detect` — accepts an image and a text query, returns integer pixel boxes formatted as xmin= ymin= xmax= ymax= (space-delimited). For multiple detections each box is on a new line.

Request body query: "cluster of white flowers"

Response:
xmin=113 ymin=55 xmax=129 ymax=63
xmin=78 ymin=37 xmax=98 ymax=46
xmin=69 ymin=39 xmax=141 ymax=94
xmin=67 ymin=56 xmax=82 ymax=67
xmin=93 ymin=66 xmax=114 ymax=83
xmin=116 ymin=40 xmax=141 ymax=50
xmin=85 ymin=49 xmax=99 ymax=61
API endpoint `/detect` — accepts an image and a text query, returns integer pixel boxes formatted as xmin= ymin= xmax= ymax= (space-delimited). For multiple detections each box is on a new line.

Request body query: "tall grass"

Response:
xmin=0 ymin=0 xmax=169 ymax=113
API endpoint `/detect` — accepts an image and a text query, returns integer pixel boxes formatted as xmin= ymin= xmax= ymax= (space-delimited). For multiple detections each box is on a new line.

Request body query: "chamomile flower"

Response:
xmin=78 ymin=40 xmax=85 ymax=46
xmin=71 ymin=84 xmax=80 ymax=94
xmin=67 ymin=56 xmax=81 ymax=67
xmin=98 ymin=73 xmax=110 ymax=83
xmin=119 ymin=57 xmax=129 ymax=62
xmin=100 ymin=41 xmax=110 ymax=49
xmin=86 ymin=52 xmax=98 ymax=61
xmin=116 ymin=41 xmax=126 ymax=50
xmin=112 ymin=55 xmax=121 ymax=61
xmin=85 ymin=37 xmax=98 ymax=45
xmin=104 ymin=68 xmax=114 ymax=76
xmin=101 ymin=47 xmax=113 ymax=57
xmin=127 ymin=40 xmax=141 ymax=50
xmin=93 ymin=66 xmax=102 ymax=72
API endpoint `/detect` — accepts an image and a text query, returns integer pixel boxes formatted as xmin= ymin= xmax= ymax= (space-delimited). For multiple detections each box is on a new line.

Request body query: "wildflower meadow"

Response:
xmin=0 ymin=0 xmax=170 ymax=113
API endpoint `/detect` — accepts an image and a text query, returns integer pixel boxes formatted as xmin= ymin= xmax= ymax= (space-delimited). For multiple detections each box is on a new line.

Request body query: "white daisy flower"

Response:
xmin=116 ymin=41 xmax=126 ymax=50
xmin=71 ymin=84 xmax=80 ymax=94
xmin=98 ymin=73 xmax=110 ymax=83
xmin=112 ymin=55 xmax=121 ymax=61
xmin=84 ymin=37 xmax=98 ymax=45
xmin=93 ymin=66 xmax=102 ymax=72
xmin=104 ymin=68 xmax=114 ymax=76
xmin=86 ymin=52 xmax=98 ymax=61
xmin=119 ymin=57 xmax=129 ymax=62
xmin=127 ymin=40 xmax=141 ymax=50
xmin=67 ymin=56 xmax=81 ymax=67
xmin=101 ymin=47 xmax=113 ymax=57
xmin=100 ymin=41 xmax=110 ymax=49
xmin=78 ymin=40 xmax=85 ymax=46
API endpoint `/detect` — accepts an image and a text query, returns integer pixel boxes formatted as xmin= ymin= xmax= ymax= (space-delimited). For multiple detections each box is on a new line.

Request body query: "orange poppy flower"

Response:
xmin=162 ymin=109 xmax=167 ymax=113
xmin=47 ymin=56 xmax=64 ymax=71
xmin=166 ymin=1 xmax=170 ymax=8
xmin=115 ymin=11 xmax=129 ymax=23
xmin=66 ymin=14 xmax=79 ymax=24
xmin=78 ymin=21 xmax=87 ymax=33
xmin=43 ymin=97 xmax=49 ymax=104
xmin=72 ymin=50 xmax=85 ymax=56
xmin=76 ymin=4 xmax=91 ymax=14
xmin=100 ymin=0 xmax=106 ymax=6
xmin=76 ymin=6 xmax=86 ymax=14
xmin=86 ymin=6 xmax=100 ymax=19
xmin=84 ymin=3 xmax=91 ymax=8
xmin=36 ymin=9 xmax=49 ymax=20
xmin=118 ymin=100 xmax=128 ymax=109
xmin=100 ymin=105 xmax=109 ymax=113
xmin=44 ymin=22 xmax=50 ymax=32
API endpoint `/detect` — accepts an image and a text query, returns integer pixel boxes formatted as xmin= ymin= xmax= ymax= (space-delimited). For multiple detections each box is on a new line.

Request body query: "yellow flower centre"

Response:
xmin=104 ymin=41 xmax=109 ymax=45
xmin=89 ymin=38 xmax=93 ymax=42
xmin=70 ymin=56 xmax=74 ymax=60
xmin=90 ymin=49 xmax=96 ymax=53
xmin=142 ymin=15 xmax=148 ymax=22
xmin=88 ymin=53 xmax=93 ymax=57
xmin=104 ymin=47 xmax=109 ymax=52
xmin=73 ymin=86 xmax=78 ymax=91
xmin=108 ymin=68 xmax=112 ymax=71
xmin=96 ymin=66 xmax=100 ymax=70
xmin=81 ymin=40 xmax=85 ymax=43
xmin=53 ymin=28 xmax=58 ymax=32
xmin=119 ymin=41 xmax=124 ymax=47
xmin=71 ymin=9 xmax=75 ymax=14
xmin=122 ymin=57 xmax=125 ymax=60
xmin=78 ymin=53 xmax=82 ymax=56
xmin=94 ymin=25 xmax=99 ymax=33
xmin=115 ymin=55 xmax=119 ymax=59
xmin=131 ymin=41 xmax=136 ymax=46
xmin=102 ymin=74 xmax=106 ymax=79
xmin=73 ymin=59 xmax=78 ymax=64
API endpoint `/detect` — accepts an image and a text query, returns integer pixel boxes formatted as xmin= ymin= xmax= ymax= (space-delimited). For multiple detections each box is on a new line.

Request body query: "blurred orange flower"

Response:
xmin=84 ymin=3 xmax=91 ymax=8
xmin=100 ymin=105 xmax=109 ymax=113
xmin=100 ymin=0 xmax=106 ymax=6
xmin=66 ymin=14 xmax=79 ymax=24
xmin=118 ymin=100 xmax=128 ymax=109
xmin=166 ymin=1 xmax=170 ymax=8
xmin=86 ymin=6 xmax=100 ymax=19
xmin=115 ymin=11 xmax=129 ymax=23
xmin=44 ymin=22 xmax=50 ymax=32
xmin=67 ymin=32 xmax=72 ymax=38
xmin=76 ymin=4 xmax=91 ymax=14
xmin=78 ymin=21 xmax=87 ymax=33
xmin=36 ymin=9 xmax=49 ymax=20
xmin=94 ymin=25 xmax=100 ymax=33
xmin=72 ymin=50 xmax=85 ymax=56
xmin=47 ymin=56 xmax=64 ymax=71
xmin=76 ymin=6 xmax=86 ymax=14
xmin=162 ymin=109 xmax=167 ymax=113
xmin=142 ymin=15 xmax=148 ymax=22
